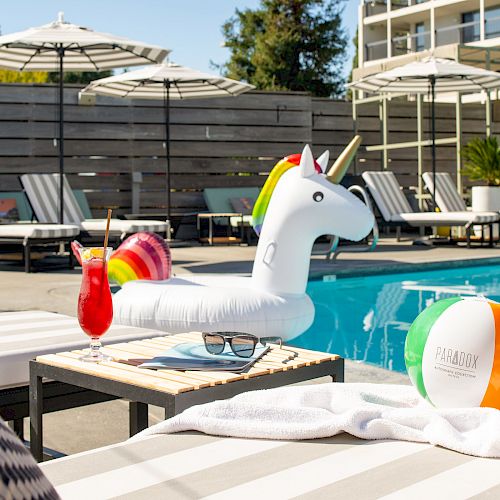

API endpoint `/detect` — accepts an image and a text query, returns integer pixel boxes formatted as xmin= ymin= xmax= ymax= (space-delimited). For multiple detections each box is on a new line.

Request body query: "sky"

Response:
xmin=0 ymin=0 xmax=359 ymax=79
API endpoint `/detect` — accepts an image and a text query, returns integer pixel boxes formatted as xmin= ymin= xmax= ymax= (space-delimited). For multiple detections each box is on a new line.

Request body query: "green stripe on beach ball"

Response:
xmin=405 ymin=296 xmax=462 ymax=403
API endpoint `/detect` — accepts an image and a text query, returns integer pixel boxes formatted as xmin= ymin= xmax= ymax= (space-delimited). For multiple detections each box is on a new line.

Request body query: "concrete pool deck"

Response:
xmin=1 ymin=238 xmax=498 ymax=454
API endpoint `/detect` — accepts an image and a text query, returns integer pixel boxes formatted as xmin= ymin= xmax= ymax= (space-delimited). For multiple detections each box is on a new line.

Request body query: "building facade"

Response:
xmin=353 ymin=0 xmax=500 ymax=200
xmin=359 ymin=0 xmax=500 ymax=71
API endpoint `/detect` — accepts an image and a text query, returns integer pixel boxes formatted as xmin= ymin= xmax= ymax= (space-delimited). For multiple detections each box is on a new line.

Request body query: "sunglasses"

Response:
xmin=202 ymin=332 xmax=297 ymax=363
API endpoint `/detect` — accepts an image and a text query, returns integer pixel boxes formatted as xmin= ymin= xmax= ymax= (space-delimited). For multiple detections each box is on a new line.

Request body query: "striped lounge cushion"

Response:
xmin=40 ymin=431 xmax=500 ymax=498
xmin=0 ymin=310 xmax=166 ymax=387
xmin=0 ymin=419 xmax=59 ymax=499
xmin=81 ymin=219 xmax=169 ymax=236
xmin=362 ymin=171 xmax=413 ymax=221
xmin=0 ymin=224 xmax=79 ymax=239
xmin=422 ymin=172 xmax=467 ymax=212
xmin=20 ymin=174 xmax=86 ymax=225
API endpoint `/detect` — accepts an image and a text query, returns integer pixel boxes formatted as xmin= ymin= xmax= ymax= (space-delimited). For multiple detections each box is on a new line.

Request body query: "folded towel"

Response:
xmin=133 ymin=383 xmax=500 ymax=458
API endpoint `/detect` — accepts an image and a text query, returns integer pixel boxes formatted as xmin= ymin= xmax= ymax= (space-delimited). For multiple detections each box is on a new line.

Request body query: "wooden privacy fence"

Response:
xmin=0 ymin=83 xmax=494 ymax=218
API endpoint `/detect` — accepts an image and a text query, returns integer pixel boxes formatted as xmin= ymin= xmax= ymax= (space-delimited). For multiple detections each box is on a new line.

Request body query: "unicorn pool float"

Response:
xmin=112 ymin=141 xmax=374 ymax=340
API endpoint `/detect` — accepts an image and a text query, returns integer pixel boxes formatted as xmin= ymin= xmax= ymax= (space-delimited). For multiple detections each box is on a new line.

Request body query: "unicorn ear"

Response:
xmin=299 ymin=144 xmax=316 ymax=178
xmin=316 ymin=150 xmax=330 ymax=173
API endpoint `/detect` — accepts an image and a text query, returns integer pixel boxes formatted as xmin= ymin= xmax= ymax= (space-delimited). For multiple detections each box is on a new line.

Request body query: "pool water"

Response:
xmin=291 ymin=265 xmax=500 ymax=373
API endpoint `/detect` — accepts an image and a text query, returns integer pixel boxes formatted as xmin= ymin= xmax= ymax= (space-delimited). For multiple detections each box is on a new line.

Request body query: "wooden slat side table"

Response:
xmin=30 ymin=332 xmax=343 ymax=462
xmin=196 ymin=212 xmax=243 ymax=245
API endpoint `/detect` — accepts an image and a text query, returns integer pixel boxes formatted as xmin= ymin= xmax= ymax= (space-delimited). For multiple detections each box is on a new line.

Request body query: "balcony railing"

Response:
xmin=364 ymin=17 xmax=500 ymax=62
xmin=363 ymin=0 xmax=429 ymax=17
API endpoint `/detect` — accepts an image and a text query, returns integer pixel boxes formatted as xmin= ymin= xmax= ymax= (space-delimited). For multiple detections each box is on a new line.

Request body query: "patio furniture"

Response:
xmin=350 ymin=57 xmax=500 ymax=210
xmin=422 ymin=171 xmax=500 ymax=218
xmin=29 ymin=332 xmax=343 ymax=461
xmin=362 ymin=171 xmax=499 ymax=246
xmin=197 ymin=212 xmax=244 ymax=245
xmin=0 ymin=223 xmax=79 ymax=272
xmin=20 ymin=173 xmax=170 ymax=241
xmin=83 ymin=63 xmax=254 ymax=223
xmin=39 ymin=430 xmax=500 ymax=498
xmin=203 ymin=187 xmax=260 ymax=243
xmin=423 ymin=171 xmax=500 ymax=242
xmin=0 ymin=11 xmax=168 ymax=224
xmin=0 ymin=192 xmax=34 ymax=221
xmin=0 ymin=310 xmax=167 ymax=441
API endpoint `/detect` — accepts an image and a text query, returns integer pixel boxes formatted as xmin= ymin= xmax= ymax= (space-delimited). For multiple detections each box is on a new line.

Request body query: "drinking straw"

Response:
xmin=103 ymin=208 xmax=112 ymax=251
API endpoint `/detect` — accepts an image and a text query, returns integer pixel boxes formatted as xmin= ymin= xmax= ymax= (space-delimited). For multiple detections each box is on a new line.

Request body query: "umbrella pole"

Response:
xmin=58 ymin=46 xmax=64 ymax=225
xmin=430 ymin=76 xmax=436 ymax=212
xmin=164 ymin=80 xmax=171 ymax=226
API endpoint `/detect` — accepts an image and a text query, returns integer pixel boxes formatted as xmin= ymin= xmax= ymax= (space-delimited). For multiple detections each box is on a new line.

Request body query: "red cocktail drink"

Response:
xmin=77 ymin=247 xmax=113 ymax=362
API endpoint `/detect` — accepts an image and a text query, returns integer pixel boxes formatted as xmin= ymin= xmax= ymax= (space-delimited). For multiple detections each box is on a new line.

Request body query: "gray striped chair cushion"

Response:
xmin=362 ymin=171 xmax=413 ymax=221
xmin=21 ymin=174 xmax=169 ymax=236
xmin=0 ymin=419 xmax=59 ymax=499
xmin=0 ymin=224 xmax=79 ymax=239
xmin=422 ymin=172 xmax=466 ymax=212
xmin=81 ymin=220 xmax=169 ymax=236
xmin=20 ymin=174 xmax=85 ymax=225
xmin=0 ymin=310 xmax=167 ymax=387
xmin=40 ymin=431 xmax=500 ymax=498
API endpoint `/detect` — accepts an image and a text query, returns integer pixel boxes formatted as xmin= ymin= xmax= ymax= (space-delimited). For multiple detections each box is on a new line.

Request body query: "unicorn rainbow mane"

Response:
xmin=252 ymin=153 xmax=321 ymax=235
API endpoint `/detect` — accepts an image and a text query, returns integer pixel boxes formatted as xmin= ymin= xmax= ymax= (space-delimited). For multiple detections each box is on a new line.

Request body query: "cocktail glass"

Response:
xmin=77 ymin=246 xmax=113 ymax=362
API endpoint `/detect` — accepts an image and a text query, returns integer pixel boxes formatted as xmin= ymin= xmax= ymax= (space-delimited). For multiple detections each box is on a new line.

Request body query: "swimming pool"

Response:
xmin=291 ymin=264 xmax=500 ymax=373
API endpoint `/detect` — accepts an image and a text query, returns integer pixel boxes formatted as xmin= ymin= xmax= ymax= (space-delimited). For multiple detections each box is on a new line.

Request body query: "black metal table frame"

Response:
xmin=29 ymin=357 xmax=344 ymax=462
xmin=0 ymin=235 xmax=75 ymax=272
xmin=0 ymin=381 xmax=118 ymax=440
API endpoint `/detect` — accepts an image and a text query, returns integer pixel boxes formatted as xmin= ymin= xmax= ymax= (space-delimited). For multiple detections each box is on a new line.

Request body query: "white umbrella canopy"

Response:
xmin=83 ymin=62 xmax=254 ymax=99
xmin=84 ymin=63 xmax=255 ymax=221
xmin=0 ymin=12 xmax=169 ymax=224
xmin=350 ymin=57 xmax=500 ymax=94
xmin=0 ymin=12 xmax=169 ymax=71
xmin=349 ymin=57 xmax=500 ymax=209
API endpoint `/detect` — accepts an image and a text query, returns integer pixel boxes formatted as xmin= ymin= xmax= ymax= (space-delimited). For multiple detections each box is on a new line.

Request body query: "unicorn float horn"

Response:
xmin=326 ymin=135 xmax=362 ymax=184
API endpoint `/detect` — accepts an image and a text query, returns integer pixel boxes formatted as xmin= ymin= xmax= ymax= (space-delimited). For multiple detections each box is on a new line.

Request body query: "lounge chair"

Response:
xmin=0 ymin=223 xmax=79 ymax=272
xmin=0 ymin=310 xmax=167 ymax=440
xmin=362 ymin=171 xmax=499 ymax=246
xmin=36 ymin=430 xmax=500 ymax=497
xmin=20 ymin=174 xmax=170 ymax=241
xmin=422 ymin=171 xmax=500 ymax=220
xmin=203 ymin=187 xmax=260 ymax=243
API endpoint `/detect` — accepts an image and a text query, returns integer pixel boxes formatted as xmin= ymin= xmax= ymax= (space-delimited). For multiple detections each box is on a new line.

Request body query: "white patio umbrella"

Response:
xmin=349 ymin=57 xmax=500 ymax=209
xmin=83 ymin=62 xmax=255 ymax=221
xmin=0 ymin=12 xmax=169 ymax=223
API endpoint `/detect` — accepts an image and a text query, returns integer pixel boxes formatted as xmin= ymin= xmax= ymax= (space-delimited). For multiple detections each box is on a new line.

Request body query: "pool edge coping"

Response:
xmin=309 ymin=256 xmax=500 ymax=281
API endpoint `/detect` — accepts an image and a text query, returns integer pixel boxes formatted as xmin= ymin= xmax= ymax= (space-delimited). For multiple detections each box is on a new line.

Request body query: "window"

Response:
xmin=462 ymin=11 xmax=480 ymax=43
xmin=486 ymin=6 xmax=500 ymax=39
xmin=415 ymin=23 xmax=426 ymax=52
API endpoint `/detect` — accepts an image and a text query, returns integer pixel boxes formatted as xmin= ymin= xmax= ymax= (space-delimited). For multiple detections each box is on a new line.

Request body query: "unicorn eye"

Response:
xmin=313 ymin=191 xmax=324 ymax=202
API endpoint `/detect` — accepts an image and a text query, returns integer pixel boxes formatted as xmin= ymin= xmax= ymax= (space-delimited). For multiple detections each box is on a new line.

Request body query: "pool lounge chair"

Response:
xmin=20 ymin=174 xmax=169 ymax=241
xmin=362 ymin=171 xmax=499 ymax=246
xmin=0 ymin=310 xmax=167 ymax=440
xmin=0 ymin=223 xmax=79 ymax=272
xmin=203 ymin=187 xmax=261 ymax=243
xmin=36 ymin=429 xmax=500 ymax=498
xmin=422 ymin=171 xmax=500 ymax=221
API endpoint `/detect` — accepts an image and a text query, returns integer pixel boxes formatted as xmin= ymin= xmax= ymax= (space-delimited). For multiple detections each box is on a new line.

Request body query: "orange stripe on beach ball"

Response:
xmin=481 ymin=301 xmax=500 ymax=408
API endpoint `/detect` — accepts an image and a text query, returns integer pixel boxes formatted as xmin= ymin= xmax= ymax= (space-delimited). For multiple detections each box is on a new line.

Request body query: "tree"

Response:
xmin=218 ymin=0 xmax=348 ymax=97
xmin=346 ymin=28 xmax=358 ymax=100
xmin=0 ymin=70 xmax=48 ymax=83
xmin=47 ymin=71 xmax=113 ymax=84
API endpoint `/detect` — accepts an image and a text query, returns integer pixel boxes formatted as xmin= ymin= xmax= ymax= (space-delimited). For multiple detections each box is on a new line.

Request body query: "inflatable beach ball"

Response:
xmin=405 ymin=296 xmax=500 ymax=409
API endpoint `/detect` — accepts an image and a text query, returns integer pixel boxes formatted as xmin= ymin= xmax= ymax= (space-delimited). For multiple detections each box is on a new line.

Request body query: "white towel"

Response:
xmin=133 ymin=383 xmax=500 ymax=458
